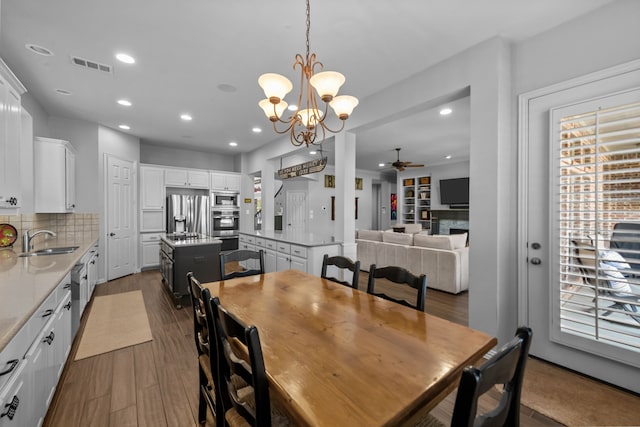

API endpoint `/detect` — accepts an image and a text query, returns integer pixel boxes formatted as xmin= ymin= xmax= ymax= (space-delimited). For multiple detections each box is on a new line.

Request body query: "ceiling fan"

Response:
xmin=390 ymin=148 xmax=424 ymax=171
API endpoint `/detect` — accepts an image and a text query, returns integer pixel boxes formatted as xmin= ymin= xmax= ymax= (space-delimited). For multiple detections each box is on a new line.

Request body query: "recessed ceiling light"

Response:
xmin=115 ymin=53 xmax=135 ymax=64
xmin=287 ymin=104 xmax=298 ymax=111
xmin=25 ymin=43 xmax=54 ymax=56
xmin=440 ymin=107 xmax=453 ymax=116
xmin=378 ymin=163 xmax=385 ymax=167
xmin=117 ymin=99 xmax=132 ymax=106
xmin=252 ymin=127 xmax=262 ymax=133
xmin=180 ymin=114 xmax=193 ymax=121
xmin=445 ymin=155 xmax=452 ymax=159
xmin=119 ymin=124 xmax=131 ymax=130
xmin=229 ymin=141 xmax=238 ymax=147
xmin=55 ymin=89 xmax=72 ymax=96
xmin=309 ymin=151 xmax=317 ymax=155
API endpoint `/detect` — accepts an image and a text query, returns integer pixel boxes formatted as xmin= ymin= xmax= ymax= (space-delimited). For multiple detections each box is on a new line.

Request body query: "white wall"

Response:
xmin=140 ymin=142 xmax=237 ymax=171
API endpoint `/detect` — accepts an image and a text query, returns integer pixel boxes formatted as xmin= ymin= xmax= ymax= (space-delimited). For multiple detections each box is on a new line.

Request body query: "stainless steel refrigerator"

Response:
xmin=166 ymin=194 xmax=209 ymax=235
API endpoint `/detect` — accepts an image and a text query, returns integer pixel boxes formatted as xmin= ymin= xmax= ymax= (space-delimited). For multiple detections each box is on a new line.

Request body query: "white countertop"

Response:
xmin=238 ymin=230 xmax=342 ymax=247
xmin=0 ymin=236 xmax=99 ymax=352
xmin=160 ymin=233 xmax=222 ymax=248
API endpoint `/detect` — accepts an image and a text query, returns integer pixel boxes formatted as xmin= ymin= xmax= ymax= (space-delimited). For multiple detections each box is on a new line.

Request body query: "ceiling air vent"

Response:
xmin=70 ymin=56 xmax=113 ymax=74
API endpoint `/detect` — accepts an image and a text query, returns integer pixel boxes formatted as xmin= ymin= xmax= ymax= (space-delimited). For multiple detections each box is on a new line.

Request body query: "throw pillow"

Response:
xmin=382 ymin=231 xmax=413 ymax=246
xmin=449 ymin=233 xmax=467 ymax=249
xmin=413 ymin=234 xmax=454 ymax=250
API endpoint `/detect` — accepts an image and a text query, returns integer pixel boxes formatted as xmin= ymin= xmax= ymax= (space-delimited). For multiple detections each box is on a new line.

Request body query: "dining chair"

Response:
xmin=209 ymin=296 xmax=290 ymax=427
xmin=186 ymin=272 xmax=224 ymax=427
xmin=320 ymin=254 xmax=361 ymax=289
xmin=450 ymin=326 xmax=533 ymax=427
xmin=367 ymin=264 xmax=428 ymax=311
xmin=220 ymin=249 xmax=265 ymax=280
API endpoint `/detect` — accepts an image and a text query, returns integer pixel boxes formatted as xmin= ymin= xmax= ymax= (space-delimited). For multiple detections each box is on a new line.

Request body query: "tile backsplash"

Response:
xmin=0 ymin=213 xmax=100 ymax=248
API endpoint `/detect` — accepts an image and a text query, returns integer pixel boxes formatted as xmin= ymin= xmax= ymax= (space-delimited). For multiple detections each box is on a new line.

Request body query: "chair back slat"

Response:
xmin=220 ymin=249 xmax=265 ymax=280
xmin=366 ymin=264 xmax=427 ymax=311
xmin=321 ymin=254 xmax=360 ymax=289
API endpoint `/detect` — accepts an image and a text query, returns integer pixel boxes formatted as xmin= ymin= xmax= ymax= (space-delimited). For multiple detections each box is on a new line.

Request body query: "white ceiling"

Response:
xmin=0 ymin=0 xmax=613 ymax=171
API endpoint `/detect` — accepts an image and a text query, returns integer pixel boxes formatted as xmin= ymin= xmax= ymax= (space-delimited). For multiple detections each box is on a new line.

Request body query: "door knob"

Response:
xmin=530 ymin=257 xmax=542 ymax=265
xmin=531 ymin=242 xmax=541 ymax=249
xmin=109 ymin=232 xmax=116 ymax=237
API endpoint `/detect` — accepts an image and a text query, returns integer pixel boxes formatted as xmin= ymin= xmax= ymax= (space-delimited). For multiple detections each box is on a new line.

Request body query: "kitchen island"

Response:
xmin=238 ymin=230 xmax=342 ymax=275
xmin=159 ymin=233 xmax=222 ymax=308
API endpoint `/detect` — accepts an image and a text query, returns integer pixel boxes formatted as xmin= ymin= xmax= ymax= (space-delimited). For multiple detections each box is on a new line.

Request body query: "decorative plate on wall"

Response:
xmin=0 ymin=223 xmax=18 ymax=248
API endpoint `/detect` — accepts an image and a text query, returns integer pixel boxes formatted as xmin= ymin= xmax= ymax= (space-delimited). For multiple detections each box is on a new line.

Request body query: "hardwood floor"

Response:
xmin=43 ymin=270 xmax=623 ymax=426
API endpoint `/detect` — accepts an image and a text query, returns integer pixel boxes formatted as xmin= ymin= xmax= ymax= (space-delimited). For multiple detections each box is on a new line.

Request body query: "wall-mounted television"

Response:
xmin=439 ymin=177 xmax=469 ymax=206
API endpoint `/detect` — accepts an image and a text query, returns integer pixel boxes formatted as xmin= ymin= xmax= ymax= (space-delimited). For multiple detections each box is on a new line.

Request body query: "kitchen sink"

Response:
xmin=19 ymin=246 xmax=80 ymax=257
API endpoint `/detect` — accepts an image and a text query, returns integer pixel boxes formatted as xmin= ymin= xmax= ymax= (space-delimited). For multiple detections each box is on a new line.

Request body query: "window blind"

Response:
xmin=556 ymin=99 xmax=640 ymax=354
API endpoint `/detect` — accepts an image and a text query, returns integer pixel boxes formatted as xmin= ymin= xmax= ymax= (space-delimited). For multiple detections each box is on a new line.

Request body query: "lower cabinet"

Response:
xmin=141 ymin=233 xmax=162 ymax=269
xmin=0 ymin=274 xmax=72 ymax=427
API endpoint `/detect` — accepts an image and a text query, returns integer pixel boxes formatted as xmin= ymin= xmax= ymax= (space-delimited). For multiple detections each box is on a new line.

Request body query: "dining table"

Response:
xmin=203 ymin=269 xmax=497 ymax=427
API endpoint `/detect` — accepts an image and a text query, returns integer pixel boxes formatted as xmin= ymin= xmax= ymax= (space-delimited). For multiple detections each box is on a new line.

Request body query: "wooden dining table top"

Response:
xmin=203 ymin=269 xmax=497 ymax=427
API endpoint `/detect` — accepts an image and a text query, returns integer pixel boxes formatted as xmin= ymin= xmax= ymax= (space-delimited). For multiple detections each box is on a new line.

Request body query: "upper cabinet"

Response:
xmin=165 ymin=167 xmax=209 ymax=189
xmin=34 ymin=137 xmax=76 ymax=213
xmin=211 ymin=172 xmax=240 ymax=192
xmin=0 ymin=58 xmax=26 ymax=210
xmin=140 ymin=165 xmax=164 ymax=209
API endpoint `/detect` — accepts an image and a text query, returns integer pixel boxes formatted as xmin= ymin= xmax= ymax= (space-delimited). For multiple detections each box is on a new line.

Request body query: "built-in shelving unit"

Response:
xmin=401 ymin=176 xmax=431 ymax=231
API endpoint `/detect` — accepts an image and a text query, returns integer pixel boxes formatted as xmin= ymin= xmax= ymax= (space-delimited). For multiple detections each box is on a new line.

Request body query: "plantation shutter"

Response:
xmin=553 ymin=91 xmax=640 ymax=361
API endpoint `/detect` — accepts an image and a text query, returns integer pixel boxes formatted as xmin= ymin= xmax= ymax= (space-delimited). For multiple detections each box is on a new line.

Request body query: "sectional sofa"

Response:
xmin=355 ymin=229 xmax=469 ymax=294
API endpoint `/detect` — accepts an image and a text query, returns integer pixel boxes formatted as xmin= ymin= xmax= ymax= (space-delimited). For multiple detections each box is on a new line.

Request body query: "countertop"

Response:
xmin=160 ymin=233 xmax=223 ymax=248
xmin=0 ymin=236 xmax=99 ymax=352
xmin=238 ymin=230 xmax=342 ymax=247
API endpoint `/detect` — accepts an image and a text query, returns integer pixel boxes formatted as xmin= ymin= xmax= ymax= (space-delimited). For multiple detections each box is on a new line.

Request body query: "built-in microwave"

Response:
xmin=212 ymin=209 xmax=239 ymax=231
xmin=213 ymin=191 xmax=239 ymax=208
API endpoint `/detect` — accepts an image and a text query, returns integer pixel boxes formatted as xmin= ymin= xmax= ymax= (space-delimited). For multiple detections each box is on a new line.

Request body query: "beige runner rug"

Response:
xmin=75 ymin=290 xmax=153 ymax=360
xmin=521 ymin=358 xmax=640 ymax=426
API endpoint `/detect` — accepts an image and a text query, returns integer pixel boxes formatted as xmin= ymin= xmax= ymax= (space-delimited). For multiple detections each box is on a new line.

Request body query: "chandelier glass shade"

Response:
xmin=258 ymin=0 xmax=358 ymax=146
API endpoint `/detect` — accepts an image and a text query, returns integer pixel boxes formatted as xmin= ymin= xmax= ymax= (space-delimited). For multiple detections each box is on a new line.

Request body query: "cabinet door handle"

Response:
xmin=42 ymin=309 xmax=54 ymax=318
xmin=64 ymin=301 xmax=72 ymax=310
xmin=0 ymin=359 xmax=19 ymax=377
xmin=44 ymin=331 xmax=55 ymax=345
xmin=64 ymin=283 xmax=71 ymax=289
xmin=0 ymin=395 xmax=19 ymax=420
xmin=83 ymin=275 xmax=88 ymax=280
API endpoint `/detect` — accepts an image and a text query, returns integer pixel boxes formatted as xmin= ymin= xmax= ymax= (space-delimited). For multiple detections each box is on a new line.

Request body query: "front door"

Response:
xmin=106 ymin=154 xmax=136 ymax=280
xmin=521 ymin=61 xmax=640 ymax=393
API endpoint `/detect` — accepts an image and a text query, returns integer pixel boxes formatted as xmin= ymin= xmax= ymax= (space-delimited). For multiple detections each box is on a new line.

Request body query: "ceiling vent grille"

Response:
xmin=70 ymin=56 xmax=112 ymax=74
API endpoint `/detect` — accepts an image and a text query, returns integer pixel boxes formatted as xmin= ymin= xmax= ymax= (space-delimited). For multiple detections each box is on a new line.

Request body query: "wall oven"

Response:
xmin=213 ymin=191 xmax=239 ymax=208
xmin=212 ymin=209 xmax=239 ymax=231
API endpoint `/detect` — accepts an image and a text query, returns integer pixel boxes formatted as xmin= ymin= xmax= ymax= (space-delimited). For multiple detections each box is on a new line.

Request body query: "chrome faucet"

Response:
xmin=22 ymin=229 xmax=57 ymax=253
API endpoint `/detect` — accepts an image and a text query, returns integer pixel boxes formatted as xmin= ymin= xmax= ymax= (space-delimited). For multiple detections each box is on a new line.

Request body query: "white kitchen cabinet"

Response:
xmin=0 ymin=59 xmax=25 ymax=210
xmin=0 ymin=359 xmax=28 ymax=427
xmin=165 ymin=167 xmax=209 ymax=189
xmin=211 ymin=172 xmax=240 ymax=191
xmin=140 ymin=165 xmax=164 ymax=209
xmin=264 ymin=248 xmax=277 ymax=272
xmin=34 ymin=137 xmax=76 ymax=213
xmin=141 ymin=233 xmax=162 ymax=269
xmin=140 ymin=165 xmax=165 ymax=232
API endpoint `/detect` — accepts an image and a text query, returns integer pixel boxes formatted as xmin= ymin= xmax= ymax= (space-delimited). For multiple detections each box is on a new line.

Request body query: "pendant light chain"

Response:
xmin=305 ymin=0 xmax=311 ymax=61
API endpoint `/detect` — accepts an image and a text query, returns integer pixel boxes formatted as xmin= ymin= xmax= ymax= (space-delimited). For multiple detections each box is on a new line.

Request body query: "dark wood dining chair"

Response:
xmin=186 ymin=272 xmax=224 ymax=427
xmin=367 ymin=264 xmax=427 ymax=311
xmin=450 ymin=326 xmax=533 ymax=427
xmin=209 ymin=296 xmax=290 ymax=427
xmin=219 ymin=249 xmax=265 ymax=280
xmin=320 ymin=254 xmax=360 ymax=289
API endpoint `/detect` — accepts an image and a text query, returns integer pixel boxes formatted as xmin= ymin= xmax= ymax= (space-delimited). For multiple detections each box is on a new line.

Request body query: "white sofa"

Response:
xmin=356 ymin=230 xmax=469 ymax=294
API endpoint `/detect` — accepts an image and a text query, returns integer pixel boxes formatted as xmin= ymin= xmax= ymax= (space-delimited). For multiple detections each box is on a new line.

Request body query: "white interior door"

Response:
xmin=107 ymin=155 xmax=136 ymax=280
xmin=520 ymin=61 xmax=640 ymax=393
xmin=286 ymin=190 xmax=307 ymax=233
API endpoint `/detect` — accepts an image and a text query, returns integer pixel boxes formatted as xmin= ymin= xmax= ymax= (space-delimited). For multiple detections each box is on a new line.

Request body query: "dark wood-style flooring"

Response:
xmin=42 ymin=270 xmax=601 ymax=426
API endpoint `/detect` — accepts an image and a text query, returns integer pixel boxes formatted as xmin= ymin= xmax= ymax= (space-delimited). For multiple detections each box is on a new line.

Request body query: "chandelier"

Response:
xmin=258 ymin=0 xmax=359 ymax=147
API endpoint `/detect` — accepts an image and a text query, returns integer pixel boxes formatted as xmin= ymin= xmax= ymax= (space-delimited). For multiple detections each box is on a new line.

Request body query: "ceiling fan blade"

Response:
xmin=405 ymin=164 xmax=424 ymax=168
